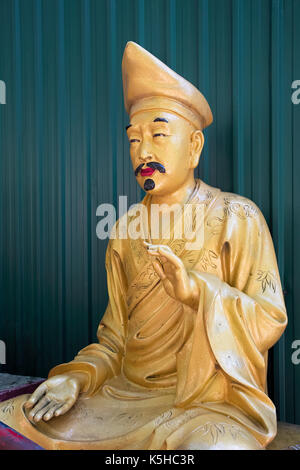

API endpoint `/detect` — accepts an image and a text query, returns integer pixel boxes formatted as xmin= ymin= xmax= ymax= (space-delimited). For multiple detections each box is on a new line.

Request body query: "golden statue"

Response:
xmin=0 ymin=42 xmax=287 ymax=450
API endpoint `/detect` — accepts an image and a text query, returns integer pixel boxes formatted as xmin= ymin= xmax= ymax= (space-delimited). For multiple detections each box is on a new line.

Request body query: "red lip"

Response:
xmin=140 ymin=168 xmax=155 ymax=177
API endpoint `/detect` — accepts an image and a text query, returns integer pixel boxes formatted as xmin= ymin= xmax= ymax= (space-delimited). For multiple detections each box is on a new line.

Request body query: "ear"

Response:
xmin=190 ymin=130 xmax=204 ymax=168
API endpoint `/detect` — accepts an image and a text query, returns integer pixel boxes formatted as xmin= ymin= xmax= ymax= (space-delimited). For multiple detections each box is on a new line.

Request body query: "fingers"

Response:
xmin=32 ymin=402 xmax=53 ymax=422
xmin=152 ymin=259 xmax=167 ymax=280
xmin=24 ymin=382 xmax=47 ymax=409
xmin=27 ymin=397 xmax=69 ymax=422
xmin=157 ymin=247 xmax=182 ymax=269
xmin=29 ymin=400 xmax=65 ymax=422
xmin=144 ymin=241 xmax=173 ymax=256
xmin=43 ymin=403 xmax=64 ymax=421
xmin=54 ymin=400 xmax=74 ymax=417
xmin=28 ymin=396 xmax=51 ymax=421
xmin=145 ymin=242 xmax=182 ymax=270
xmin=28 ymin=397 xmax=71 ymax=422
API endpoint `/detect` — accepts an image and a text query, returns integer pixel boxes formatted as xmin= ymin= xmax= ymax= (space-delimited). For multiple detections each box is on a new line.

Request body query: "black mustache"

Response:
xmin=134 ymin=162 xmax=166 ymax=176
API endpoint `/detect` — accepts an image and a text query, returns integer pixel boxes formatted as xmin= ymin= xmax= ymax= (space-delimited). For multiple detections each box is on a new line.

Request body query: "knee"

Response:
xmin=177 ymin=422 xmax=264 ymax=450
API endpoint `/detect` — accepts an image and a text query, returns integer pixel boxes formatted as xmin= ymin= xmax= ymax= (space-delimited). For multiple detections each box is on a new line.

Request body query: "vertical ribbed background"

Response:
xmin=0 ymin=0 xmax=299 ymax=423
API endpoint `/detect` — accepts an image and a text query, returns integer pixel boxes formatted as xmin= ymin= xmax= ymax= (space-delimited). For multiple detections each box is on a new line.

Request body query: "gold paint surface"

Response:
xmin=0 ymin=180 xmax=287 ymax=449
xmin=0 ymin=43 xmax=287 ymax=450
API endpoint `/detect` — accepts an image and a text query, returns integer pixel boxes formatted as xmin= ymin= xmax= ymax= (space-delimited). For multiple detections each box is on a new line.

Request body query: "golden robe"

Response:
xmin=0 ymin=179 xmax=287 ymax=449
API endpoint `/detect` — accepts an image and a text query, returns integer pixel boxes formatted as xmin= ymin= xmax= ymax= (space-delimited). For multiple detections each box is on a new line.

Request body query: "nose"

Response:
xmin=138 ymin=139 xmax=153 ymax=162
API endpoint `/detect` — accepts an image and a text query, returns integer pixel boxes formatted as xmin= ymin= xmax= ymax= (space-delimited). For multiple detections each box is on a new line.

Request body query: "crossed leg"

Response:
xmin=176 ymin=413 xmax=263 ymax=450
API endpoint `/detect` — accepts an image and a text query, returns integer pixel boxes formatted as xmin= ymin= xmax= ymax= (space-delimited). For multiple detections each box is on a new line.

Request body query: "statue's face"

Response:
xmin=127 ymin=109 xmax=198 ymax=196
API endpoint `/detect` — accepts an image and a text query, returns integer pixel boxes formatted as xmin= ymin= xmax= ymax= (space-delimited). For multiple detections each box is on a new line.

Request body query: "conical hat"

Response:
xmin=122 ymin=41 xmax=213 ymax=129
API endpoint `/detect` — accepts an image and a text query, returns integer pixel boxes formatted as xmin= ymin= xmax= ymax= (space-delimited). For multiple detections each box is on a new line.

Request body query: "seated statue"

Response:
xmin=0 ymin=42 xmax=287 ymax=450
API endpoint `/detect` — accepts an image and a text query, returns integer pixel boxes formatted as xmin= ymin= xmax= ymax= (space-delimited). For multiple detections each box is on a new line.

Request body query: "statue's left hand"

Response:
xmin=144 ymin=241 xmax=200 ymax=310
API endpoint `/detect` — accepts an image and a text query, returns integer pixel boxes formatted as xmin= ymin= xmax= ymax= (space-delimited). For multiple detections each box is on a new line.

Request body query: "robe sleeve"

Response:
xmin=175 ymin=203 xmax=287 ymax=444
xmin=215 ymin=204 xmax=287 ymax=355
xmin=48 ymin=238 xmax=128 ymax=397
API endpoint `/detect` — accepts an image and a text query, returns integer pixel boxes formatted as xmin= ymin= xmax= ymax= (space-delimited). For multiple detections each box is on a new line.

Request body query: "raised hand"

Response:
xmin=24 ymin=373 xmax=86 ymax=422
xmin=144 ymin=241 xmax=200 ymax=310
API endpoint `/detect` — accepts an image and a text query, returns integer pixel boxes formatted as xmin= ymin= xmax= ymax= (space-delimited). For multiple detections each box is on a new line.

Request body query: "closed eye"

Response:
xmin=130 ymin=138 xmax=140 ymax=143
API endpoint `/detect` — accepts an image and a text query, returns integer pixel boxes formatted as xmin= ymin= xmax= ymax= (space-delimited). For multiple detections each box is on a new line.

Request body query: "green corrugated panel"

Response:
xmin=0 ymin=0 xmax=299 ymax=423
xmin=293 ymin=0 xmax=300 ymax=424
xmin=271 ymin=0 xmax=287 ymax=421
